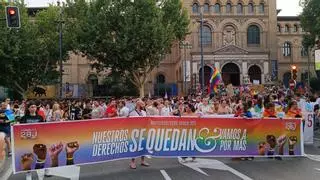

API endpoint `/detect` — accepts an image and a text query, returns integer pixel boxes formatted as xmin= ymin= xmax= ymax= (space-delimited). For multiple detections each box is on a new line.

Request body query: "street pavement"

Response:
xmin=3 ymin=131 xmax=320 ymax=180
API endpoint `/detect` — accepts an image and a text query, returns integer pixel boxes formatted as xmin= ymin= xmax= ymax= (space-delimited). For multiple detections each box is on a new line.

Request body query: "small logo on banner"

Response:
xmin=20 ymin=129 xmax=38 ymax=139
xmin=285 ymin=122 xmax=297 ymax=131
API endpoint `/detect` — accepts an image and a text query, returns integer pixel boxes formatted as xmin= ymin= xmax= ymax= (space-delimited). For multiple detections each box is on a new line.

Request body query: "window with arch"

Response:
xmin=199 ymin=25 xmax=212 ymax=46
xmin=277 ymin=24 xmax=281 ymax=32
xmin=226 ymin=3 xmax=232 ymax=14
xmin=192 ymin=3 xmax=199 ymax=14
xmin=282 ymin=42 xmax=292 ymax=56
xmin=156 ymin=74 xmax=166 ymax=84
xmin=237 ymin=3 xmax=243 ymax=14
xmin=248 ymin=3 xmax=254 ymax=14
xmin=203 ymin=3 xmax=209 ymax=13
xmin=293 ymin=24 xmax=298 ymax=32
xmin=247 ymin=25 xmax=260 ymax=45
xmin=285 ymin=25 xmax=289 ymax=32
xmin=259 ymin=3 xmax=264 ymax=13
xmin=214 ymin=3 xmax=221 ymax=13
xmin=301 ymin=46 xmax=308 ymax=56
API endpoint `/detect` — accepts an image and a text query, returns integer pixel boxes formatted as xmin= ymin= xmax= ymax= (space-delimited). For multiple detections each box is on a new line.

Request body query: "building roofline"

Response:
xmin=277 ymin=16 xmax=300 ymax=21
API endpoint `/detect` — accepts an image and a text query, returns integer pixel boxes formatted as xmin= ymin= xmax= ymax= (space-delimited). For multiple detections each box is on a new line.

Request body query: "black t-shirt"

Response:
xmin=0 ymin=109 xmax=9 ymax=125
xmin=20 ymin=114 xmax=44 ymax=124
xmin=70 ymin=106 xmax=81 ymax=120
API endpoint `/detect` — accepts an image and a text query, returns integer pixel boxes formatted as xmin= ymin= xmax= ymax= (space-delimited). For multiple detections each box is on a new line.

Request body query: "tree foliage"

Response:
xmin=0 ymin=1 xmax=73 ymax=97
xmin=66 ymin=0 xmax=189 ymax=97
xmin=300 ymin=0 xmax=320 ymax=48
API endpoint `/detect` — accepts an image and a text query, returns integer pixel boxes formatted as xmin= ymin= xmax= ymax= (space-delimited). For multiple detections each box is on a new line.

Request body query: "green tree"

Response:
xmin=0 ymin=2 xmax=73 ymax=98
xmin=300 ymin=0 xmax=320 ymax=48
xmin=67 ymin=0 xmax=189 ymax=97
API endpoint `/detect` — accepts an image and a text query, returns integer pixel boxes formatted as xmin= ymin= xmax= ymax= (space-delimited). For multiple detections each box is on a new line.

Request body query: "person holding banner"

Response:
xmin=286 ymin=101 xmax=302 ymax=118
xmin=0 ymin=102 xmax=12 ymax=156
xmin=20 ymin=102 xmax=44 ymax=124
xmin=129 ymin=100 xmax=149 ymax=169
xmin=263 ymin=103 xmax=277 ymax=118
xmin=181 ymin=103 xmax=197 ymax=162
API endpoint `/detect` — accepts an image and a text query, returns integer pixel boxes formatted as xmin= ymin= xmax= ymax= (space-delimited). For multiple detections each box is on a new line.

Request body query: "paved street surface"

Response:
xmin=3 ymin=131 xmax=320 ymax=180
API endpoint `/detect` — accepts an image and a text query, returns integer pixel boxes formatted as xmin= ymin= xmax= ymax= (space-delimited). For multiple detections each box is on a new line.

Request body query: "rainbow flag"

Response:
xmin=208 ymin=67 xmax=221 ymax=94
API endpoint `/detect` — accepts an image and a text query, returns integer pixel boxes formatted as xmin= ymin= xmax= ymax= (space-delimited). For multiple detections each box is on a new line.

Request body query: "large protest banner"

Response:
xmin=12 ymin=117 xmax=303 ymax=173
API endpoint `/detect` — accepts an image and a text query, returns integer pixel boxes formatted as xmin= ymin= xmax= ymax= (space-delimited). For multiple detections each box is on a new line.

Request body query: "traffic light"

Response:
xmin=291 ymin=65 xmax=297 ymax=80
xmin=5 ymin=6 xmax=20 ymax=28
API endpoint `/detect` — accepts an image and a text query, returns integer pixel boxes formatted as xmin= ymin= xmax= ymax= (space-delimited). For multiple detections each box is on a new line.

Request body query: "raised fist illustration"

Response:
xmin=266 ymin=135 xmax=276 ymax=156
xmin=48 ymin=142 xmax=63 ymax=159
xmin=66 ymin=141 xmax=80 ymax=155
xmin=288 ymin=136 xmax=298 ymax=155
xmin=33 ymin=144 xmax=47 ymax=160
xmin=21 ymin=153 xmax=34 ymax=170
xmin=258 ymin=142 xmax=266 ymax=156
xmin=277 ymin=135 xmax=287 ymax=155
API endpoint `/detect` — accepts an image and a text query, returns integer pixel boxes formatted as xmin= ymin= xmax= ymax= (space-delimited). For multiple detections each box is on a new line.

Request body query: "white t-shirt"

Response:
xmin=161 ymin=106 xmax=172 ymax=116
xmin=119 ymin=106 xmax=129 ymax=117
xmin=129 ymin=109 xmax=147 ymax=117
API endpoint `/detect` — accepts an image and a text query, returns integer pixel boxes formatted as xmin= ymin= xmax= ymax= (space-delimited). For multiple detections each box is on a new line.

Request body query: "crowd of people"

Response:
xmin=1 ymin=84 xmax=320 ymax=168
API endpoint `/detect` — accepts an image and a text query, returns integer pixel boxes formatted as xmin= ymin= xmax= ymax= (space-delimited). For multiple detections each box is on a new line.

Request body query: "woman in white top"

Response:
xmin=52 ymin=103 xmax=63 ymax=121
xmin=198 ymin=98 xmax=214 ymax=115
xmin=160 ymin=100 xmax=172 ymax=116
xmin=129 ymin=100 xmax=149 ymax=169
xmin=45 ymin=103 xmax=53 ymax=122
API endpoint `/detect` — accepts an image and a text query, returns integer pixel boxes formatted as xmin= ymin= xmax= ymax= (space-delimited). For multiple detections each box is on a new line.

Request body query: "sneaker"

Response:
xmin=275 ymin=157 xmax=282 ymax=161
xmin=44 ymin=169 xmax=52 ymax=177
xmin=247 ymin=157 xmax=254 ymax=161
xmin=180 ymin=157 xmax=187 ymax=163
xmin=141 ymin=162 xmax=150 ymax=167
xmin=191 ymin=157 xmax=196 ymax=162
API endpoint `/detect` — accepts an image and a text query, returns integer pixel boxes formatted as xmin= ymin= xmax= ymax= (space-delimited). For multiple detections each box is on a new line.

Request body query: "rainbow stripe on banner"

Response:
xmin=208 ymin=67 xmax=221 ymax=94
xmin=11 ymin=117 xmax=303 ymax=173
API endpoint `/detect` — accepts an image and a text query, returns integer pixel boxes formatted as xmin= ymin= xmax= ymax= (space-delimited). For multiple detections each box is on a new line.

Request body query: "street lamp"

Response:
xmin=197 ymin=10 xmax=207 ymax=95
xmin=179 ymin=41 xmax=192 ymax=95
xmin=57 ymin=0 xmax=64 ymax=99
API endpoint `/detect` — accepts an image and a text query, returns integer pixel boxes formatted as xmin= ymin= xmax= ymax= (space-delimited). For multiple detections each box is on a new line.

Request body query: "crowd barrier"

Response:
xmin=11 ymin=116 xmax=303 ymax=173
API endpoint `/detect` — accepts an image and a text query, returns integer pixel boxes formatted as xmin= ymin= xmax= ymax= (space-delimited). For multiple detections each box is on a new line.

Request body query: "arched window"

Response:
xmin=156 ymin=74 xmax=166 ymax=84
xmin=226 ymin=3 xmax=232 ymax=14
xmin=285 ymin=25 xmax=289 ymax=32
xmin=203 ymin=3 xmax=209 ymax=13
xmin=237 ymin=3 xmax=243 ymax=14
xmin=199 ymin=25 xmax=212 ymax=46
xmin=247 ymin=25 xmax=260 ymax=45
xmin=301 ymin=47 xmax=308 ymax=56
xmin=277 ymin=24 xmax=281 ymax=32
xmin=282 ymin=42 xmax=291 ymax=56
xmin=259 ymin=3 xmax=264 ymax=13
xmin=192 ymin=3 xmax=199 ymax=14
xmin=248 ymin=3 xmax=254 ymax=14
xmin=214 ymin=3 xmax=221 ymax=13
xmin=293 ymin=24 xmax=298 ymax=32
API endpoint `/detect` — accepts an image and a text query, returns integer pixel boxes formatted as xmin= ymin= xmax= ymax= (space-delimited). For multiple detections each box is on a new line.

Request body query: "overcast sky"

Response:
xmin=25 ymin=0 xmax=302 ymax=16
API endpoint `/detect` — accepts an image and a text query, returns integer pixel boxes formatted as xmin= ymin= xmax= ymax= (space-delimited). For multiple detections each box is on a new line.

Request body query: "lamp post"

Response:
xmin=200 ymin=11 xmax=205 ymax=95
xmin=179 ymin=41 xmax=192 ymax=95
xmin=58 ymin=1 xmax=63 ymax=99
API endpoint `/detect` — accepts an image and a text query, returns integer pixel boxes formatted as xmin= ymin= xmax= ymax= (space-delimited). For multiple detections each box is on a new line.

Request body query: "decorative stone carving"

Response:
xmin=213 ymin=45 xmax=249 ymax=55
xmin=223 ymin=25 xmax=236 ymax=46
xmin=265 ymin=74 xmax=272 ymax=83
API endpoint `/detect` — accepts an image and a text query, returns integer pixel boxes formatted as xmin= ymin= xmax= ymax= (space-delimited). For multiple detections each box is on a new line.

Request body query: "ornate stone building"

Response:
xmin=146 ymin=0 xmax=315 ymax=96
xmin=52 ymin=0 xmax=313 ymax=97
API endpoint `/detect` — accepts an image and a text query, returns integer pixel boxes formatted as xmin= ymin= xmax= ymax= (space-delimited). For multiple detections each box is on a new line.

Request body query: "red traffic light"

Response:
xmin=8 ymin=9 xmax=16 ymax=15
